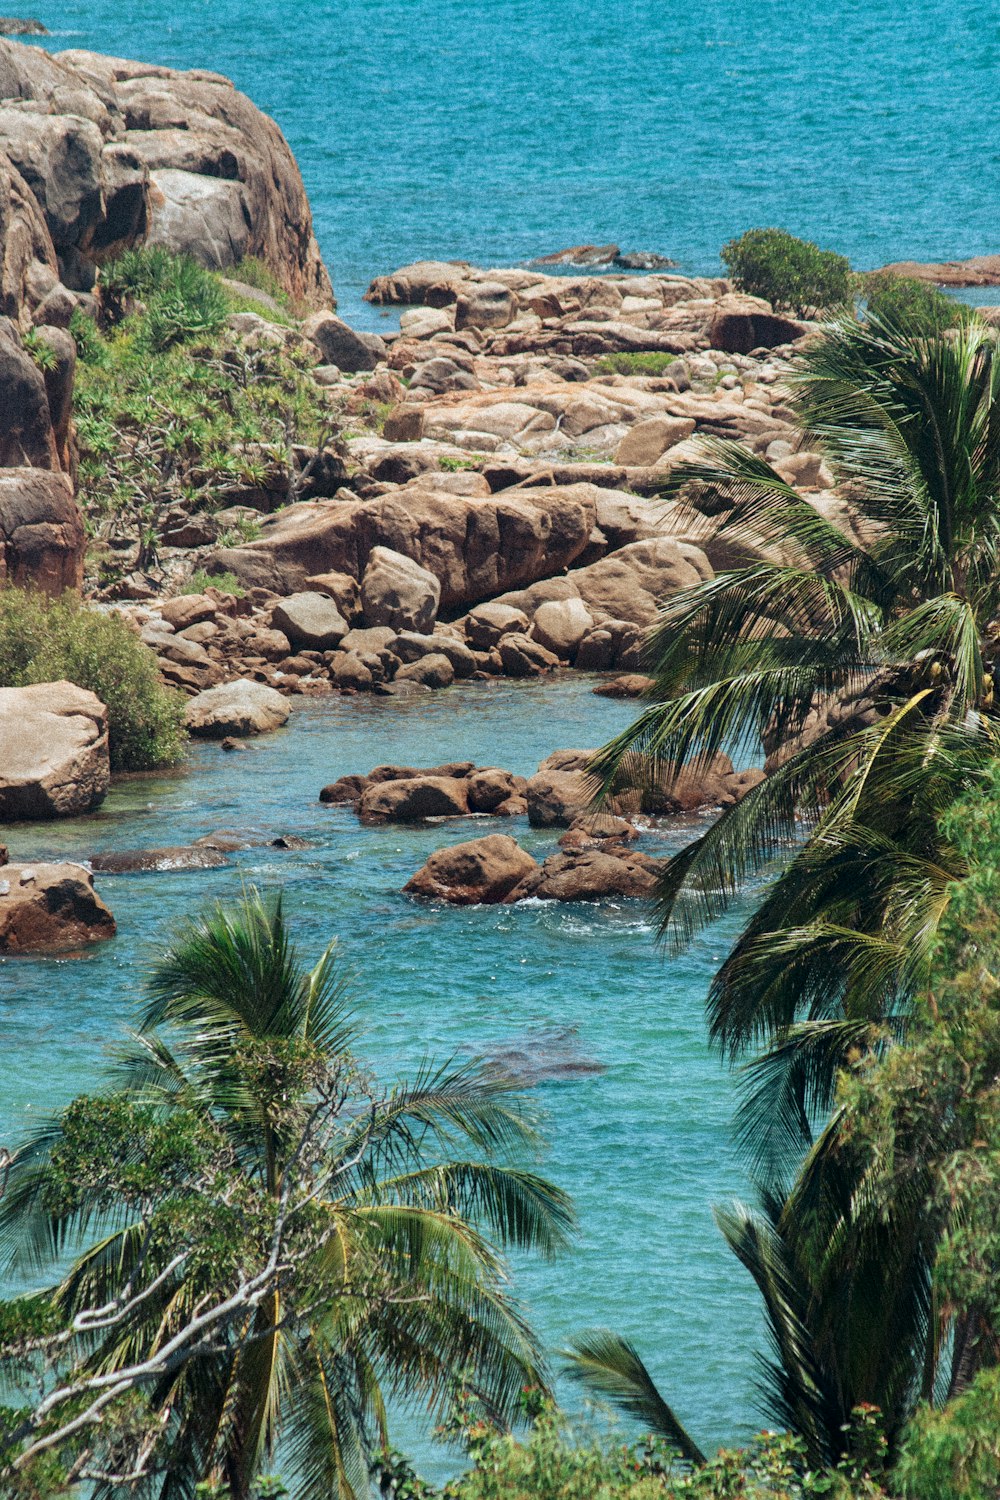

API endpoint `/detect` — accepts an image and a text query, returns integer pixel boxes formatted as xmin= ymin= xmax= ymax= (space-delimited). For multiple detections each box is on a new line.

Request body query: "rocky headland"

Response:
xmin=0 ymin=35 xmax=883 ymax=944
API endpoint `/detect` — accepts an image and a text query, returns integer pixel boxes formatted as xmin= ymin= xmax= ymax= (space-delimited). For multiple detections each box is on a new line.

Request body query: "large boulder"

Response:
xmin=358 ymin=775 xmax=470 ymax=824
xmin=184 ymin=679 xmax=290 ymax=737
xmin=0 ymin=860 xmax=116 ymax=951
xmin=706 ymin=294 xmax=807 ymax=354
xmin=530 ymin=597 xmax=594 ymax=661
xmin=525 ymin=768 xmax=594 ymax=827
xmin=403 ymin=833 xmax=538 ymax=904
xmin=572 ymin=538 xmax=713 ymax=626
xmin=361 ymin=546 xmax=440 ymax=633
xmin=270 ymin=591 xmax=349 ymax=650
xmin=300 ymin=312 xmax=385 ymax=372
xmin=0 ymin=39 xmax=333 ymax=306
xmin=0 ymin=680 xmax=109 ymax=818
xmin=205 ymin=482 xmax=599 ymax=610
xmin=0 ymin=317 xmax=59 ymax=468
xmin=0 ymin=149 xmax=58 ymax=321
xmin=0 ymin=468 xmax=83 ymax=591
xmin=505 ymin=847 xmax=661 ymax=903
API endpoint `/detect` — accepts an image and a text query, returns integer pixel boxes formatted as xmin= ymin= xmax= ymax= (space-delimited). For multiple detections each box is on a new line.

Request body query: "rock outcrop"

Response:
xmin=0 ymin=39 xmax=333 ymax=306
xmin=0 ymin=680 xmax=109 ymax=818
xmin=403 ymin=834 xmax=539 ymax=904
xmin=0 ymin=860 xmax=115 ymax=950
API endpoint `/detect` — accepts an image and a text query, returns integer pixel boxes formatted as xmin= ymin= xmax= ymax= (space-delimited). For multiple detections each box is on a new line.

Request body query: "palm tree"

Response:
xmin=0 ymin=891 xmax=574 ymax=1499
xmin=593 ymin=311 xmax=1000 ymax=1172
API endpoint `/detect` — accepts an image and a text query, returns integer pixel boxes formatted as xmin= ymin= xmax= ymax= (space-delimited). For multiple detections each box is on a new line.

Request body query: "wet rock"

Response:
xmin=332 ymin=650 xmax=374 ymax=691
xmin=0 ymin=680 xmax=109 ymax=819
xmin=593 ymin=673 xmax=655 ymax=698
xmin=404 ymin=833 xmax=538 ymax=905
xmin=0 ymin=861 xmax=115 ymax=951
xmin=319 ymin=773 xmax=369 ymax=804
xmin=91 ymin=845 xmax=229 ymax=872
xmin=184 ymin=679 xmax=290 ymax=737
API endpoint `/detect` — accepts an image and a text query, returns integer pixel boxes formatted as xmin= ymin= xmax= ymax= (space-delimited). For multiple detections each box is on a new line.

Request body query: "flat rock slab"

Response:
xmin=0 ymin=862 xmax=115 ymax=952
xmin=184 ymin=679 xmax=290 ymax=738
xmin=0 ymin=680 xmax=109 ymax=819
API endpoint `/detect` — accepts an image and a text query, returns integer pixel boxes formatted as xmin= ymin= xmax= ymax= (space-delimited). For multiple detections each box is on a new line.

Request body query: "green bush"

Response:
xmin=861 ymin=271 xmax=966 ymax=333
xmin=182 ymin=569 xmax=247 ymax=597
xmin=0 ymin=586 xmax=185 ymax=770
xmin=594 ymin=352 xmax=677 ymax=376
xmin=721 ymin=228 xmax=853 ymax=316
xmin=895 ymin=1368 xmax=1000 ymax=1499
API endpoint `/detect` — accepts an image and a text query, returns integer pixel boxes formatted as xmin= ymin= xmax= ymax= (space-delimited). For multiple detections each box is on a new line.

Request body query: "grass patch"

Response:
xmin=182 ymin=569 xmax=247 ymax=598
xmin=594 ymin=351 xmax=677 ymax=376
xmin=0 ymin=586 xmax=185 ymax=770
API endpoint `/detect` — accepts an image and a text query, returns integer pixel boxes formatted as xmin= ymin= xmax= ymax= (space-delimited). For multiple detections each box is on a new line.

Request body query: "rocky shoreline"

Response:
xmin=0 ymin=33 xmax=987 ymax=950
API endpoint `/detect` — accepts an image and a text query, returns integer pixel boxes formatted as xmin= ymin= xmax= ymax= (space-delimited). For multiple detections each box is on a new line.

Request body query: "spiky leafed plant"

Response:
xmin=0 ymin=892 xmax=574 ymax=1500
xmin=592 ymin=311 xmax=1000 ymax=1172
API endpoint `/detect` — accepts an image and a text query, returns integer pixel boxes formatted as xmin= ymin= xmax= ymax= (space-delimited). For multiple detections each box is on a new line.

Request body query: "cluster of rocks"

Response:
xmin=317 ymin=748 xmax=761 ymax=905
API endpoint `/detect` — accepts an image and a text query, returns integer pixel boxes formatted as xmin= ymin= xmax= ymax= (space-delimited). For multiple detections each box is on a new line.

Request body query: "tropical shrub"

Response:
xmin=594 ymin=353 xmax=677 ymax=376
xmin=861 ymin=271 xmax=965 ymax=332
xmin=100 ymin=246 xmax=229 ymax=349
xmin=721 ymin=228 xmax=852 ymax=316
xmin=0 ymin=585 xmax=185 ymax=769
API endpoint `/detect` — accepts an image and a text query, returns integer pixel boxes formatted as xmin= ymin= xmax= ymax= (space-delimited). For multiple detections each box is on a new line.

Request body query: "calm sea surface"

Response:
xmin=5 ymin=0 xmax=977 ymax=1467
xmin=26 ymin=0 xmax=1000 ymax=326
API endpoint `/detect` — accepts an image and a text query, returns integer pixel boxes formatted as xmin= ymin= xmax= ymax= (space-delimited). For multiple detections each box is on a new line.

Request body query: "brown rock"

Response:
xmin=505 ymin=847 xmax=661 ymax=903
xmin=183 ymin=679 xmax=289 ymax=737
xmin=497 ymin=633 xmax=559 ymax=678
xmin=707 ymin=294 xmax=807 ymax=354
xmin=270 ymin=590 xmax=348 ymax=650
xmin=161 ymin=593 xmax=217 ymax=629
xmin=529 ymin=597 xmax=595 ymax=660
xmin=466 ymin=767 xmax=523 ymax=812
xmin=394 ymin=651 xmax=454 ymax=689
xmin=0 ymin=860 xmax=115 ymax=951
xmin=525 ymin=768 xmax=595 ymax=827
xmin=594 ymin=673 xmax=655 ymax=698
xmin=465 ymin=601 xmax=530 ymax=648
xmin=361 ymin=545 xmax=440 ymax=633
xmin=0 ymin=680 xmax=108 ymax=818
xmin=359 ymin=774 xmax=470 ymax=824
xmin=304 ymin=570 xmax=361 ymax=620
xmin=0 ymin=468 xmax=82 ymax=592
xmin=319 ymin=773 xmax=369 ymax=804
xmin=614 ymin=415 xmax=696 ymax=466
xmin=404 ymin=833 xmax=538 ymax=904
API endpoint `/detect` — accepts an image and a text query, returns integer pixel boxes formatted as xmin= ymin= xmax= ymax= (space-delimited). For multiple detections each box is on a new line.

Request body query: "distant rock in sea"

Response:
xmin=529 ymin=244 xmax=678 ymax=271
xmin=0 ymin=17 xmax=47 ymax=34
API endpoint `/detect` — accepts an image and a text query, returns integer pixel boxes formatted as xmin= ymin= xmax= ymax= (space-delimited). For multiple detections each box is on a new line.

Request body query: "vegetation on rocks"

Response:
xmin=0 ymin=585 xmax=185 ymax=769
xmin=73 ymin=250 xmax=335 ymax=583
xmin=721 ymin=228 xmax=853 ymax=316
xmin=860 ymin=270 xmax=966 ymax=332
xmin=593 ymin=353 xmax=677 ymax=377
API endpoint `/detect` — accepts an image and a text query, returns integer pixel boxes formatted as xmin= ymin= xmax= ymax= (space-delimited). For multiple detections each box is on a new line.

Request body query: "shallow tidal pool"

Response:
xmin=0 ymin=674 xmax=763 ymax=1468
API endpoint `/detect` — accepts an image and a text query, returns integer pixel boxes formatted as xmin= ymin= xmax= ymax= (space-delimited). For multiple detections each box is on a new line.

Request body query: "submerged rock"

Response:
xmin=0 ymin=861 xmax=115 ymax=951
xmin=91 ymin=845 xmax=229 ymax=873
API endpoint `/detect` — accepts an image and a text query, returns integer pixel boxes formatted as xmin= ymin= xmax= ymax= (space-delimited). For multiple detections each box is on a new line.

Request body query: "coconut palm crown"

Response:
xmin=592 ymin=312 xmax=1000 ymax=1173
xmin=0 ymin=892 xmax=574 ymax=1500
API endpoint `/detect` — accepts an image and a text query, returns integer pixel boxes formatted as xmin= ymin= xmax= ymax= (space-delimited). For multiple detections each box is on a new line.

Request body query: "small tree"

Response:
xmin=721 ymin=228 xmax=852 ymax=316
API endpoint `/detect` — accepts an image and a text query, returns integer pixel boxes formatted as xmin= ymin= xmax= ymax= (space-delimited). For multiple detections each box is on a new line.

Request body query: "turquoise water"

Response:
xmin=0 ymin=677 xmax=761 ymax=1466
xmin=26 ymin=0 xmax=1000 ymax=326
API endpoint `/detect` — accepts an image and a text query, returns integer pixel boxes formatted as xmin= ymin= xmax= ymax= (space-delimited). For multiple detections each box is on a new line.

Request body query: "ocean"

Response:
xmin=25 ymin=0 xmax=1000 ymax=327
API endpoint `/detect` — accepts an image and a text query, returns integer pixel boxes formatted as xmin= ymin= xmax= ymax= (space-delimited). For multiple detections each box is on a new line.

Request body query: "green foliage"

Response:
xmin=896 ymin=1368 xmax=1000 ymax=1499
xmin=68 ymin=305 xmax=106 ymax=365
xmin=18 ymin=326 xmax=56 ymax=372
xmin=861 ymin=272 xmax=965 ymax=333
xmin=232 ymin=256 xmax=291 ymax=305
xmin=594 ymin=352 xmax=677 ymax=376
xmin=0 ymin=891 xmax=573 ymax=1498
xmin=721 ymin=228 xmax=853 ymax=316
xmin=0 ymin=585 xmax=185 ymax=769
xmin=74 ymin=252 xmax=333 ymax=571
xmin=437 ymin=456 xmax=482 ymax=472
xmin=182 ymin=567 xmax=247 ymax=597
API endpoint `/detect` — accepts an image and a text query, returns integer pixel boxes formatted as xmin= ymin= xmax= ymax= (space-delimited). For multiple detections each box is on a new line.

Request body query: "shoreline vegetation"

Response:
xmin=1 ymin=29 xmax=1000 ymax=1499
